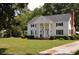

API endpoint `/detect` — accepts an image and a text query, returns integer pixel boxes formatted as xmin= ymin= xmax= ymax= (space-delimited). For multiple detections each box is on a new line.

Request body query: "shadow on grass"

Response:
xmin=0 ymin=48 xmax=7 ymax=55
xmin=25 ymin=53 xmax=34 ymax=55
xmin=27 ymin=38 xmax=51 ymax=40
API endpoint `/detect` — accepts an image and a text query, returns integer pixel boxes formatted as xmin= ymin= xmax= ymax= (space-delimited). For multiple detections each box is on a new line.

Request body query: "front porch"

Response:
xmin=34 ymin=23 xmax=53 ymax=38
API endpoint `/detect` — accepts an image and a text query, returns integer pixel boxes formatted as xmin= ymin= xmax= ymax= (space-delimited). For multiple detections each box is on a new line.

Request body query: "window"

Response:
xmin=31 ymin=24 xmax=34 ymax=28
xmin=31 ymin=30 xmax=34 ymax=35
xmin=56 ymin=23 xmax=63 ymax=27
xmin=56 ymin=30 xmax=63 ymax=35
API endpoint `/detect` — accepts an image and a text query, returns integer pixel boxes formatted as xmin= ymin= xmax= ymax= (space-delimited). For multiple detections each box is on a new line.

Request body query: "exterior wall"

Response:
xmin=27 ymin=23 xmax=31 ymax=36
xmin=52 ymin=21 xmax=69 ymax=36
xmin=51 ymin=22 xmax=55 ymax=36
xmin=27 ymin=23 xmax=40 ymax=38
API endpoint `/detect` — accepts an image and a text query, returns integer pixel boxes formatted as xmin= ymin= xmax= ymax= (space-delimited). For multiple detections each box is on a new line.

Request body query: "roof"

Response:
xmin=28 ymin=13 xmax=71 ymax=24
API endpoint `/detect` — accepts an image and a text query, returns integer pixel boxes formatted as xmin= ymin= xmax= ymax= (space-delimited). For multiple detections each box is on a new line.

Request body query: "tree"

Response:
xmin=42 ymin=3 xmax=54 ymax=15
xmin=0 ymin=3 xmax=29 ymax=37
xmin=12 ymin=3 xmax=29 ymax=37
xmin=0 ymin=3 xmax=15 ymax=37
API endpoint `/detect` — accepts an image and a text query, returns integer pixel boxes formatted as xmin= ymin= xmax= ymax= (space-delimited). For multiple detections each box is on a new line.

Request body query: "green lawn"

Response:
xmin=0 ymin=38 xmax=76 ymax=55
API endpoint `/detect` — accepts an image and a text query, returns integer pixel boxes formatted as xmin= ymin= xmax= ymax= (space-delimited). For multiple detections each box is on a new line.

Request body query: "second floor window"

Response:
xmin=31 ymin=24 xmax=36 ymax=28
xmin=56 ymin=22 xmax=63 ymax=27
xmin=31 ymin=24 xmax=34 ymax=28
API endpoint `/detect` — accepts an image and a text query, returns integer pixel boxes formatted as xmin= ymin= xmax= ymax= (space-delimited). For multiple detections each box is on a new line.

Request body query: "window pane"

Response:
xmin=31 ymin=30 xmax=34 ymax=35
xmin=56 ymin=30 xmax=63 ymax=35
xmin=56 ymin=23 xmax=63 ymax=27
xmin=31 ymin=24 xmax=34 ymax=28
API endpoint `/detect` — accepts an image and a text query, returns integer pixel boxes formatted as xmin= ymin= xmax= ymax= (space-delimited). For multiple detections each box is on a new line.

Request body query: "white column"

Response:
xmin=33 ymin=24 xmax=35 ymax=38
xmin=44 ymin=23 xmax=45 ymax=38
xmin=34 ymin=30 xmax=35 ymax=38
xmin=38 ymin=23 xmax=40 ymax=38
xmin=49 ymin=24 xmax=51 ymax=38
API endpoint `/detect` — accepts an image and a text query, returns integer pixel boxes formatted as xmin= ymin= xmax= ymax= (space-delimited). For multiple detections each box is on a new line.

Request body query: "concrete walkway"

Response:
xmin=39 ymin=41 xmax=79 ymax=55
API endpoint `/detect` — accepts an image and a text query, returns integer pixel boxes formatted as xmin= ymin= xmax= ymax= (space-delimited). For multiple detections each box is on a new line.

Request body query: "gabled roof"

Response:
xmin=28 ymin=13 xmax=71 ymax=24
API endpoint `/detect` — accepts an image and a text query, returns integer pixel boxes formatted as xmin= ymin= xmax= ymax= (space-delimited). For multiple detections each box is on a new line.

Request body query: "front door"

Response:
xmin=40 ymin=30 xmax=44 ymax=38
xmin=45 ymin=29 xmax=49 ymax=38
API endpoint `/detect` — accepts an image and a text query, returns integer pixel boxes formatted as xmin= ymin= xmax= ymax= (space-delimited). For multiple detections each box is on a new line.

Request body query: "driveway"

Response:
xmin=39 ymin=41 xmax=79 ymax=55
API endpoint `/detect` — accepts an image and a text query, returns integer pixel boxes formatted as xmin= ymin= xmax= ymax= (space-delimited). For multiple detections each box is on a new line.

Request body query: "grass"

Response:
xmin=0 ymin=38 xmax=76 ymax=55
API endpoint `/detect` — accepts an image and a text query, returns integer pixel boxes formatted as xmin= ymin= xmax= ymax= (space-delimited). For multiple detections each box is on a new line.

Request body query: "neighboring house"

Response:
xmin=27 ymin=12 xmax=75 ymax=38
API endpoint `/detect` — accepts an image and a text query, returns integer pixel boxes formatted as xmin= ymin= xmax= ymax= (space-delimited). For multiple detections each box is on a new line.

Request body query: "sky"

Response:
xmin=28 ymin=3 xmax=44 ymax=10
xmin=27 ymin=0 xmax=45 ymax=10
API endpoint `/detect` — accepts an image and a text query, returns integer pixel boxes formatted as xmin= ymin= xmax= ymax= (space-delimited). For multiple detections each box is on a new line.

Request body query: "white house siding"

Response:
xmin=51 ymin=22 xmax=55 ymax=36
xmin=62 ymin=21 xmax=69 ymax=36
xmin=51 ymin=21 xmax=69 ymax=36
xmin=27 ymin=23 xmax=30 ymax=35
xmin=27 ymin=23 xmax=41 ymax=38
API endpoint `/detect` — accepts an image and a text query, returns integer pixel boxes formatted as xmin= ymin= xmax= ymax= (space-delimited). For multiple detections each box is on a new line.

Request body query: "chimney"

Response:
xmin=70 ymin=10 xmax=75 ymax=34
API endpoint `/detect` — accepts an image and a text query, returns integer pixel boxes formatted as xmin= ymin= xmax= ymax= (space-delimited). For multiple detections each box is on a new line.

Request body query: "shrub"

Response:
xmin=55 ymin=36 xmax=70 ymax=40
xmin=55 ymin=36 xmax=61 ymax=39
xmin=69 ymin=35 xmax=76 ymax=40
xmin=26 ymin=35 xmax=34 ymax=39
xmin=49 ymin=36 xmax=55 ymax=40
xmin=65 ymin=36 xmax=70 ymax=40
xmin=73 ymin=35 xmax=77 ymax=40
xmin=59 ymin=38 xmax=65 ymax=40
xmin=21 ymin=35 xmax=26 ymax=39
xmin=49 ymin=36 xmax=70 ymax=40
xmin=73 ymin=35 xmax=79 ymax=40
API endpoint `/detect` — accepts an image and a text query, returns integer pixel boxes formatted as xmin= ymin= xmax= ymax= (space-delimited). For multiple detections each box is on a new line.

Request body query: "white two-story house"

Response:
xmin=27 ymin=12 xmax=75 ymax=38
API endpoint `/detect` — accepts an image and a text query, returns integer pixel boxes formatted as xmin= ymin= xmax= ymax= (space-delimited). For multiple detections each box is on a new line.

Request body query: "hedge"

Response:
xmin=49 ymin=35 xmax=79 ymax=40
